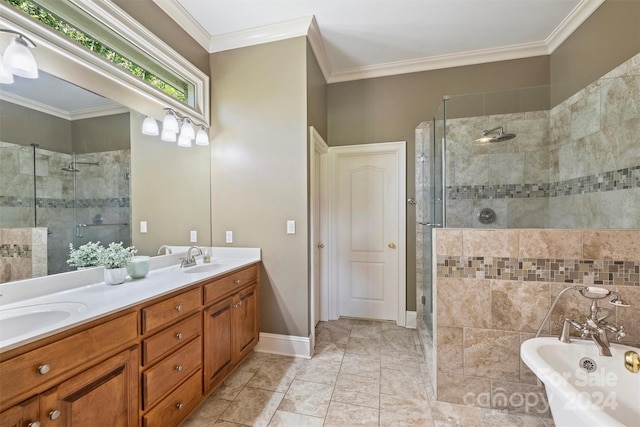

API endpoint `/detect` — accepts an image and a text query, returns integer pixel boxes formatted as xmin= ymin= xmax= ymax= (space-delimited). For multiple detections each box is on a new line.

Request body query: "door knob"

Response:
xmin=388 ymin=242 xmax=396 ymax=249
xmin=317 ymin=243 xmax=324 ymax=249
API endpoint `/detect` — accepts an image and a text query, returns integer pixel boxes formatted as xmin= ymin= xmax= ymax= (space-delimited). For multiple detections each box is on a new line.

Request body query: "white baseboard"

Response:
xmin=405 ymin=311 xmax=417 ymax=329
xmin=254 ymin=332 xmax=312 ymax=359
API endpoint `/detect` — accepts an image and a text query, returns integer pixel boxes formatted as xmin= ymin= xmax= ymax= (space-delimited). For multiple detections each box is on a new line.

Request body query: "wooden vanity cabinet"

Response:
xmin=203 ymin=266 xmax=259 ymax=393
xmin=0 ymin=263 xmax=261 ymax=427
xmin=139 ymin=286 xmax=203 ymax=427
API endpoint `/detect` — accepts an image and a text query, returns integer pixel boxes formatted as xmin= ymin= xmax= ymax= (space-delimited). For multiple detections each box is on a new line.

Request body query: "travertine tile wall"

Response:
xmin=0 ymin=143 xmax=131 ymax=278
xmin=0 ymin=227 xmax=47 ymax=282
xmin=433 ymin=228 xmax=640 ymax=415
xmin=443 ymin=52 xmax=640 ymax=229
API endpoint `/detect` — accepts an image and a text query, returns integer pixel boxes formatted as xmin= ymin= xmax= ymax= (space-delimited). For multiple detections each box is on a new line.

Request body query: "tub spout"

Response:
xmin=590 ymin=326 xmax=612 ymax=357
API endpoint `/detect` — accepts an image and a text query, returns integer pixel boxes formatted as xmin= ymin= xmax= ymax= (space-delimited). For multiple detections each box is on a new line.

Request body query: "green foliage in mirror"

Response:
xmin=4 ymin=0 xmax=187 ymax=103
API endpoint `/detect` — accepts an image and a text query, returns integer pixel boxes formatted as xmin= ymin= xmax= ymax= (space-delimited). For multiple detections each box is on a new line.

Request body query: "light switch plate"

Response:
xmin=190 ymin=230 xmax=197 ymax=242
xmin=287 ymin=220 xmax=295 ymax=234
xmin=226 ymin=230 xmax=233 ymax=243
xmin=140 ymin=221 xmax=147 ymax=233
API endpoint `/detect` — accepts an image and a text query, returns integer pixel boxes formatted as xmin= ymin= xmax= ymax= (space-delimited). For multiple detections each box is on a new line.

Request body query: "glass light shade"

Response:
xmin=180 ymin=120 xmax=195 ymax=140
xmin=195 ymin=127 xmax=209 ymax=146
xmin=177 ymin=133 xmax=192 ymax=148
xmin=161 ymin=129 xmax=177 ymax=142
xmin=0 ymin=54 xmax=13 ymax=84
xmin=3 ymin=37 xmax=38 ymax=79
xmin=162 ymin=111 xmax=179 ymax=134
xmin=141 ymin=116 xmax=159 ymax=135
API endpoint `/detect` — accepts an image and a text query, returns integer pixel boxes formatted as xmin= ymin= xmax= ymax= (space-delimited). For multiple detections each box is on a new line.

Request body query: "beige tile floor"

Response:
xmin=183 ymin=318 xmax=555 ymax=426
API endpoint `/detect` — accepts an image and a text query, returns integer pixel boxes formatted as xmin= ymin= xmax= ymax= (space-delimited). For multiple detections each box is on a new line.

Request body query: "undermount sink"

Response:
xmin=182 ymin=263 xmax=227 ymax=274
xmin=0 ymin=302 xmax=87 ymax=341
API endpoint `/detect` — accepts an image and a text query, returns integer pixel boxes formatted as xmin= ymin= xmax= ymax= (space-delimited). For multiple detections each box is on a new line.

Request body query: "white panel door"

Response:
xmin=335 ymin=146 xmax=401 ymax=320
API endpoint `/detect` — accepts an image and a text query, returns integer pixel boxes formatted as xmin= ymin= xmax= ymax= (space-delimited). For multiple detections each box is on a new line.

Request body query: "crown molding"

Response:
xmin=0 ymin=92 xmax=129 ymax=120
xmin=306 ymin=16 xmax=333 ymax=82
xmin=327 ymin=42 xmax=551 ymax=83
xmin=156 ymin=0 xmax=601 ymax=83
xmin=151 ymin=0 xmax=211 ymax=51
xmin=209 ymin=16 xmax=313 ymax=53
xmin=545 ymin=0 xmax=605 ymax=53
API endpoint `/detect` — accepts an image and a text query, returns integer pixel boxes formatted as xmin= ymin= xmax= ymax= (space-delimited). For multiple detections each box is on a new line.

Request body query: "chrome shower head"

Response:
xmin=61 ymin=163 xmax=79 ymax=172
xmin=475 ymin=126 xmax=516 ymax=144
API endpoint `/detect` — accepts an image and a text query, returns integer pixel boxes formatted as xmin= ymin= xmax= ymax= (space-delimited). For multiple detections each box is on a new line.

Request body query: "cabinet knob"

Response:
xmin=49 ymin=410 xmax=61 ymax=420
xmin=234 ymin=279 xmax=241 ymax=284
xmin=27 ymin=422 xmax=41 ymax=427
xmin=176 ymin=365 xmax=183 ymax=372
xmin=234 ymin=302 xmax=242 ymax=308
xmin=38 ymin=364 xmax=51 ymax=375
xmin=176 ymin=304 xmax=184 ymax=312
xmin=176 ymin=332 xmax=183 ymax=340
xmin=176 ymin=403 xmax=184 ymax=410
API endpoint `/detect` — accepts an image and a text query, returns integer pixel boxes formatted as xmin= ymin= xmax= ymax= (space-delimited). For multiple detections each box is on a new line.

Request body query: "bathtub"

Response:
xmin=521 ymin=337 xmax=640 ymax=427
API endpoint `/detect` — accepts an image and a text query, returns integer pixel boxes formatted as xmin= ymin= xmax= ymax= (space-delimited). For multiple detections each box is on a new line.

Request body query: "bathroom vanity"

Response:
xmin=0 ymin=249 xmax=260 ymax=427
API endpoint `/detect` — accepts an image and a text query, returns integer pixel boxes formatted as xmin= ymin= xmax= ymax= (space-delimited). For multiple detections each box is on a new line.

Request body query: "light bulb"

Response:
xmin=195 ymin=127 xmax=209 ymax=146
xmin=162 ymin=110 xmax=179 ymax=134
xmin=141 ymin=116 xmax=159 ymax=135
xmin=3 ymin=36 xmax=38 ymax=79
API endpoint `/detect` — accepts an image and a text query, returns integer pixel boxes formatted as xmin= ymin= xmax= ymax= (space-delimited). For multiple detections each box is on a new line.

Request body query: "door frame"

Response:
xmin=326 ymin=141 xmax=407 ymax=326
xmin=309 ymin=126 xmax=329 ymax=349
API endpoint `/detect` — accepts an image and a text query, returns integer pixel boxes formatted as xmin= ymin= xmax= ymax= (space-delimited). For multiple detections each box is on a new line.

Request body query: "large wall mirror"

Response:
xmin=0 ymin=1 xmax=212 ymax=283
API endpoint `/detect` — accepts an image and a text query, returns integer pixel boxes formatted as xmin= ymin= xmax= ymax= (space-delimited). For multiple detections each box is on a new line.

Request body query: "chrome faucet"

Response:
xmin=157 ymin=245 xmax=172 ymax=255
xmin=557 ymin=287 xmax=629 ymax=357
xmin=180 ymin=246 xmax=202 ymax=268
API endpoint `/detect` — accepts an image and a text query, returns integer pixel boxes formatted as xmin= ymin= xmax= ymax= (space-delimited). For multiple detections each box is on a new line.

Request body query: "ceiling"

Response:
xmin=156 ymin=0 xmax=603 ymax=82
xmin=0 ymin=71 xmax=125 ymax=119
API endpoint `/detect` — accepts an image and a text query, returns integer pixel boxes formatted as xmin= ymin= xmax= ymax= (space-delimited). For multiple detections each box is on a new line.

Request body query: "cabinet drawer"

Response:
xmin=141 ymin=288 xmax=201 ymax=335
xmin=142 ymin=313 xmax=201 ymax=366
xmin=142 ymin=369 xmax=202 ymax=427
xmin=204 ymin=265 xmax=258 ymax=304
xmin=0 ymin=312 xmax=137 ymax=407
xmin=142 ymin=337 xmax=202 ymax=410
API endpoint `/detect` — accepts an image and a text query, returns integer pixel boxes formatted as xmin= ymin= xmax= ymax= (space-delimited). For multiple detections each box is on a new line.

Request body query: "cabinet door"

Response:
xmin=0 ymin=397 xmax=39 ymax=427
xmin=234 ymin=284 xmax=258 ymax=362
xmin=203 ymin=296 xmax=234 ymax=392
xmin=39 ymin=347 xmax=138 ymax=427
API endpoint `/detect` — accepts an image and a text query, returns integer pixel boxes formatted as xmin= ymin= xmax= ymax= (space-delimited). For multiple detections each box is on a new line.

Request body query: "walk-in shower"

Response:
xmin=0 ymin=144 xmax=131 ymax=278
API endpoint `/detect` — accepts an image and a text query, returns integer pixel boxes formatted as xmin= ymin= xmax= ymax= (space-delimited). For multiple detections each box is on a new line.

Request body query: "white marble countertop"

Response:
xmin=0 ymin=247 xmax=261 ymax=353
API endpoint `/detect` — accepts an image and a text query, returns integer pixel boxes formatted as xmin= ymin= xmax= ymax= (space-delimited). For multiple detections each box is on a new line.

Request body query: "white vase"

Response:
xmin=104 ymin=267 xmax=127 ymax=285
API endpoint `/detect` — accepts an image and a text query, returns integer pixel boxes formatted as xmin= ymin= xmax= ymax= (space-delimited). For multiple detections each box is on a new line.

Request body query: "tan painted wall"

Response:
xmin=210 ymin=38 xmax=310 ymax=337
xmin=550 ymin=0 xmax=640 ymax=106
xmin=327 ymin=56 xmax=550 ymax=311
xmin=306 ymin=41 xmax=328 ymax=141
xmin=130 ymin=112 xmax=212 ymax=257
xmin=0 ymin=102 xmax=71 ymax=152
xmin=71 ymin=113 xmax=130 ymax=153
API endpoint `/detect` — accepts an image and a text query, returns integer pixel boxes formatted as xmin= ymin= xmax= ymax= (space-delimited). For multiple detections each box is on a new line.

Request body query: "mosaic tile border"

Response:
xmin=0 ymin=244 xmax=32 ymax=258
xmin=448 ymin=166 xmax=640 ymax=200
xmin=0 ymin=196 xmax=130 ymax=208
xmin=437 ymin=256 xmax=640 ymax=287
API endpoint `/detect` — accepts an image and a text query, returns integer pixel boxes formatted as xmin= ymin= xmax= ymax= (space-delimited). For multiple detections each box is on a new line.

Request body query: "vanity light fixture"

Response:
xmin=147 ymin=107 xmax=207 ymax=147
xmin=141 ymin=116 xmax=159 ymax=135
xmin=195 ymin=126 xmax=209 ymax=146
xmin=162 ymin=108 xmax=180 ymax=134
xmin=0 ymin=29 xmax=38 ymax=79
xmin=179 ymin=117 xmax=195 ymax=140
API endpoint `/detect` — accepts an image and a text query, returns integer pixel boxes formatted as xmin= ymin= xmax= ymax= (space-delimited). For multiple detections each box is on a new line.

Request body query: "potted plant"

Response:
xmin=98 ymin=242 xmax=137 ymax=285
xmin=67 ymin=241 xmax=102 ymax=269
